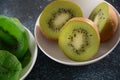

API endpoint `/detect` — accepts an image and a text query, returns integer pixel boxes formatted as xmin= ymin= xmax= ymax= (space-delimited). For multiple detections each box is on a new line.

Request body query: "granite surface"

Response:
xmin=0 ymin=0 xmax=120 ymax=80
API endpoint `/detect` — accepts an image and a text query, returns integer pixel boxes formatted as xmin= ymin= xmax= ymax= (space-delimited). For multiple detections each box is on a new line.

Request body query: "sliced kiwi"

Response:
xmin=0 ymin=15 xmax=28 ymax=59
xmin=58 ymin=17 xmax=100 ymax=61
xmin=40 ymin=0 xmax=83 ymax=40
xmin=19 ymin=49 xmax=31 ymax=68
xmin=89 ymin=2 xmax=118 ymax=42
xmin=0 ymin=50 xmax=22 ymax=80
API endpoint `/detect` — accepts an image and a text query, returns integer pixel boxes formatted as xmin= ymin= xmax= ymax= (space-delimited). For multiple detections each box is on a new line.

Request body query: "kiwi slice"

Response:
xmin=89 ymin=2 xmax=118 ymax=42
xmin=40 ymin=0 xmax=83 ymax=40
xmin=19 ymin=49 xmax=31 ymax=68
xmin=0 ymin=50 xmax=22 ymax=80
xmin=58 ymin=17 xmax=100 ymax=61
xmin=0 ymin=15 xmax=28 ymax=59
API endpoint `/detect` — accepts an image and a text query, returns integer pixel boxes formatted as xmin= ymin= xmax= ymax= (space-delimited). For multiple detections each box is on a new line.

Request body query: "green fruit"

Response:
xmin=40 ymin=0 xmax=83 ymax=40
xmin=0 ymin=50 xmax=22 ymax=80
xmin=0 ymin=15 xmax=28 ymax=59
xmin=89 ymin=2 xmax=118 ymax=42
xmin=58 ymin=17 xmax=100 ymax=61
xmin=20 ymin=50 xmax=31 ymax=68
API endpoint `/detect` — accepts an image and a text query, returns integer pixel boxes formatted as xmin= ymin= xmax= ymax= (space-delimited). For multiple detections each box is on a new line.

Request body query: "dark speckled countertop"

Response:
xmin=0 ymin=0 xmax=120 ymax=80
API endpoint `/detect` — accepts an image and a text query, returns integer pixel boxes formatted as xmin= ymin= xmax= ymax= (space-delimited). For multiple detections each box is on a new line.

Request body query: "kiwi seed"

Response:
xmin=40 ymin=0 xmax=83 ymax=40
xmin=58 ymin=17 xmax=100 ymax=61
xmin=48 ymin=8 xmax=74 ymax=32
xmin=89 ymin=2 xmax=118 ymax=42
xmin=67 ymin=28 xmax=90 ymax=54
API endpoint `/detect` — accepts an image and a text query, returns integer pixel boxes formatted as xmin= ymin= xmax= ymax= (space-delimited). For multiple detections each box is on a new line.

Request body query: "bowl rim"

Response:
xmin=20 ymin=27 xmax=38 ymax=80
xmin=34 ymin=1 xmax=120 ymax=66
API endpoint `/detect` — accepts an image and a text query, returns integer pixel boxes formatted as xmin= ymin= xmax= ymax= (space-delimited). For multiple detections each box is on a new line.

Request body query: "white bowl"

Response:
xmin=20 ymin=27 xmax=38 ymax=80
xmin=34 ymin=0 xmax=120 ymax=66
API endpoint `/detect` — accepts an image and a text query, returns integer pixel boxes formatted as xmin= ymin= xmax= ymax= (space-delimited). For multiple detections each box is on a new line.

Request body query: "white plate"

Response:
xmin=34 ymin=0 xmax=120 ymax=66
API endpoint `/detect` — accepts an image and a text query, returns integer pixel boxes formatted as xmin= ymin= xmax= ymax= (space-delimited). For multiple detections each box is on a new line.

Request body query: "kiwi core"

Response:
xmin=40 ymin=0 xmax=83 ymax=40
xmin=59 ymin=18 xmax=100 ymax=61
xmin=48 ymin=9 xmax=73 ymax=32
xmin=71 ymin=33 xmax=83 ymax=50
xmin=68 ymin=28 xmax=89 ymax=54
xmin=0 ymin=27 xmax=18 ymax=50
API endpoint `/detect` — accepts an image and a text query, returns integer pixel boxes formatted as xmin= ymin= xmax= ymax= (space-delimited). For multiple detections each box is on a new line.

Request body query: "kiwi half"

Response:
xmin=40 ymin=0 xmax=83 ymax=40
xmin=0 ymin=16 xmax=28 ymax=59
xmin=89 ymin=2 xmax=118 ymax=42
xmin=58 ymin=17 xmax=100 ymax=61
xmin=0 ymin=50 xmax=22 ymax=80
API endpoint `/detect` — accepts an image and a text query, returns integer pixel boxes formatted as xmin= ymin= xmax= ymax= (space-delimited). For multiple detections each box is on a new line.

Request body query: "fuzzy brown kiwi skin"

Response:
xmin=100 ymin=5 xmax=118 ymax=42
xmin=68 ymin=17 xmax=100 ymax=41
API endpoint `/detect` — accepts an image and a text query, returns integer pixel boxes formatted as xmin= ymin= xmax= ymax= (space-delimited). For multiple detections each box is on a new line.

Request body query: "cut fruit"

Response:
xmin=89 ymin=2 xmax=118 ymax=42
xmin=40 ymin=0 xmax=83 ymax=40
xmin=0 ymin=15 xmax=28 ymax=59
xmin=20 ymin=50 xmax=31 ymax=68
xmin=0 ymin=50 xmax=22 ymax=80
xmin=58 ymin=17 xmax=100 ymax=61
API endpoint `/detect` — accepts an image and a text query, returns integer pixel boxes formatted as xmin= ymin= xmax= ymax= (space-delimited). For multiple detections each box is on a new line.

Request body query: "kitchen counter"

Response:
xmin=0 ymin=0 xmax=120 ymax=80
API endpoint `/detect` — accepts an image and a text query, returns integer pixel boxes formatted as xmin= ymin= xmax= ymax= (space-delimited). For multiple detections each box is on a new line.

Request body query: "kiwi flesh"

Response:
xmin=0 ymin=50 xmax=22 ymax=80
xmin=0 ymin=16 xmax=28 ymax=59
xmin=89 ymin=2 xmax=118 ymax=42
xmin=19 ymin=49 xmax=31 ymax=68
xmin=40 ymin=0 xmax=83 ymax=40
xmin=58 ymin=17 xmax=100 ymax=61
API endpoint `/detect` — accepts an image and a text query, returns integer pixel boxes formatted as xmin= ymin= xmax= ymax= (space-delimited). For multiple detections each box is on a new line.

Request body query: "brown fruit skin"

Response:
xmin=100 ymin=5 xmax=118 ymax=42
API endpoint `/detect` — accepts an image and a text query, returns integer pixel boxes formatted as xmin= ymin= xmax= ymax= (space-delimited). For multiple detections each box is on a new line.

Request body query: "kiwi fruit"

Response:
xmin=89 ymin=2 xmax=118 ymax=42
xmin=20 ymin=50 xmax=31 ymax=68
xmin=0 ymin=15 xmax=28 ymax=59
xmin=58 ymin=17 xmax=100 ymax=61
xmin=40 ymin=0 xmax=83 ymax=40
xmin=0 ymin=50 xmax=22 ymax=80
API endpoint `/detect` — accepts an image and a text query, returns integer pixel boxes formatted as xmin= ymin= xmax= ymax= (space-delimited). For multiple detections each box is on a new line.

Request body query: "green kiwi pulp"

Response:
xmin=89 ymin=2 xmax=108 ymax=33
xmin=59 ymin=18 xmax=100 ymax=61
xmin=40 ymin=0 xmax=83 ymax=40
xmin=19 ymin=50 xmax=31 ymax=68
xmin=0 ymin=50 xmax=22 ymax=80
xmin=0 ymin=16 xmax=28 ymax=59
xmin=0 ymin=27 xmax=18 ymax=51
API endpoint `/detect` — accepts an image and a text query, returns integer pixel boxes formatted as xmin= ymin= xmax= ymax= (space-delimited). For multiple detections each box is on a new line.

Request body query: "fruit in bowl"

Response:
xmin=39 ymin=0 xmax=83 ymax=40
xmin=89 ymin=2 xmax=119 ymax=42
xmin=0 ymin=15 xmax=37 ymax=80
xmin=0 ymin=16 xmax=28 ymax=59
xmin=35 ymin=0 xmax=119 ymax=65
xmin=58 ymin=17 xmax=100 ymax=61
